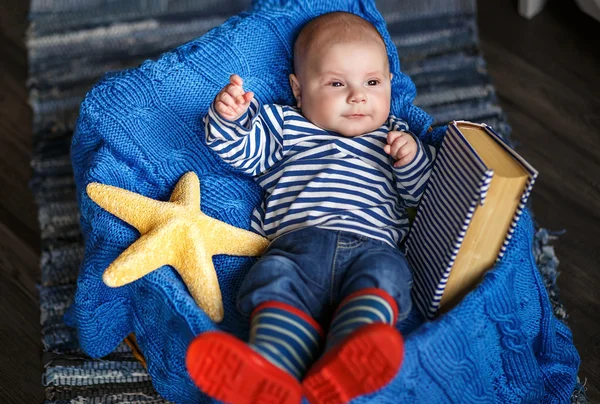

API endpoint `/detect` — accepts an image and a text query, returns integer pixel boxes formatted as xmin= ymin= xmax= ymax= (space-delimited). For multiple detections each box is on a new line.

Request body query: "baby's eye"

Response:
xmin=367 ymin=80 xmax=380 ymax=86
xmin=329 ymin=82 xmax=343 ymax=87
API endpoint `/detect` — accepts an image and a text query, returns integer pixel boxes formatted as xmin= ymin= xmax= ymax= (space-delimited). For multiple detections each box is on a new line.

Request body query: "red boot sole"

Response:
xmin=302 ymin=323 xmax=404 ymax=404
xmin=186 ymin=331 xmax=302 ymax=404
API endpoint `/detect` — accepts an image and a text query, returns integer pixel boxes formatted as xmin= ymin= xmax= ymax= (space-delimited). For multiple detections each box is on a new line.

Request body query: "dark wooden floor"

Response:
xmin=477 ymin=1 xmax=600 ymax=400
xmin=0 ymin=0 xmax=597 ymax=402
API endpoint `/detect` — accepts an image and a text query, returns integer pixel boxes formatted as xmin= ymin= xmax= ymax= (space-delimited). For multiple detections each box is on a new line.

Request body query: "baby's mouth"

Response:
xmin=345 ymin=113 xmax=367 ymax=119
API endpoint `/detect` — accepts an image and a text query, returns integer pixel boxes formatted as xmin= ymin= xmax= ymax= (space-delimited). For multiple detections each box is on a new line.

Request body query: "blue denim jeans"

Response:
xmin=237 ymin=227 xmax=413 ymax=328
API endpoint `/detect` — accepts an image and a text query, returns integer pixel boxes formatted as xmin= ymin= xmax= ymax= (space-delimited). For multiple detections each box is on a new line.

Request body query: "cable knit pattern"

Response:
xmin=69 ymin=0 xmax=579 ymax=402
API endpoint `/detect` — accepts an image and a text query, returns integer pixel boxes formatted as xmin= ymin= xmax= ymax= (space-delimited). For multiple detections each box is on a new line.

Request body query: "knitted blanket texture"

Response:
xmin=69 ymin=0 xmax=580 ymax=402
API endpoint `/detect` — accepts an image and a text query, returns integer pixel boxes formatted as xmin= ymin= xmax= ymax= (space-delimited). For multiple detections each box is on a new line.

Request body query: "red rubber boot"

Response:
xmin=302 ymin=323 xmax=404 ymax=404
xmin=186 ymin=331 xmax=302 ymax=404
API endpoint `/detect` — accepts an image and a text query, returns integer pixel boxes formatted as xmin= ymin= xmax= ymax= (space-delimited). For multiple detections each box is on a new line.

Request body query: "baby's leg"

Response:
xmin=187 ymin=300 xmax=322 ymax=404
xmin=327 ymin=244 xmax=412 ymax=348
xmin=187 ymin=228 xmax=334 ymax=404
xmin=303 ymin=241 xmax=411 ymax=403
xmin=246 ymin=300 xmax=323 ymax=379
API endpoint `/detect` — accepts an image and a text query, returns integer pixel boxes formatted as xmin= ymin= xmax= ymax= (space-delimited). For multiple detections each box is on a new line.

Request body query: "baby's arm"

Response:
xmin=204 ymin=74 xmax=285 ymax=176
xmin=384 ymin=118 xmax=437 ymax=207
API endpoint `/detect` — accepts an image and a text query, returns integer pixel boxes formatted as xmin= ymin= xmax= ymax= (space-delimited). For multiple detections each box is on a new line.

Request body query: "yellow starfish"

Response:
xmin=86 ymin=172 xmax=269 ymax=323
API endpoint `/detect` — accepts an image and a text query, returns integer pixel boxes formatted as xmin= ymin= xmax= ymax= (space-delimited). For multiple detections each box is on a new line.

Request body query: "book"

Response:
xmin=406 ymin=121 xmax=538 ymax=319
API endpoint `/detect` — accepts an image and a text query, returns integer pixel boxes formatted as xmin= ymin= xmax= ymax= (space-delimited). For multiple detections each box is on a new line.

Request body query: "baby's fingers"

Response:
xmin=231 ymin=91 xmax=253 ymax=106
xmin=244 ymin=91 xmax=254 ymax=103
xmin=224 ymin=83 xmax=245 ymax=100
xmin=383 ymin=139 xmax=402 ymax=156
xmin=386 ymin=130 xmax=405 ymax=145
xmin=388 ymin=136 xmax=409 ymax=158
xmin=228 ymin=91 xmax=254 ymax=112
xmin=215 ymin=100 xmax=237 ymax=118
xmin=393 ymin=144 xmax=416 ymax=167
xmin=218 ymin=91 xmax=239 ymax=110
xmin=230 ymin=74 xmax=244 ymax=87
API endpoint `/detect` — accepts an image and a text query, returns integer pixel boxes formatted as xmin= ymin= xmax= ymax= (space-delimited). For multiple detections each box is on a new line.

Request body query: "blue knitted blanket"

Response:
xmin=69 ymin=0 xmax=580 ymax=402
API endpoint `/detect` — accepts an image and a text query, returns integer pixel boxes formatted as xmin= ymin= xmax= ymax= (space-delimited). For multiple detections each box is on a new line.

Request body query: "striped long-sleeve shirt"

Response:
xmin=204 ymin=99 xmax=436 ymax=248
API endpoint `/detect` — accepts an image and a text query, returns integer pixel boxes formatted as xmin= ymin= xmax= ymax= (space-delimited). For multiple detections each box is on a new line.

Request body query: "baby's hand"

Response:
xmin=214 ymin=74 xmax=255 ymax=121
xmin=384 ymin=131 xmax=418 ymax=168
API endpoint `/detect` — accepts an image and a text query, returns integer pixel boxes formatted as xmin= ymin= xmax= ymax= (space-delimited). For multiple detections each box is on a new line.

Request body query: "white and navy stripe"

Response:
xmin=205 ymin=99 xmax=436 ymax=248
xmin=406 ymin=121 xmax=537 ymax=319
xmin=326 ymin=288 xmax=398 ymax=350
xmin=249 ymin=302 xmax=323 ymax=379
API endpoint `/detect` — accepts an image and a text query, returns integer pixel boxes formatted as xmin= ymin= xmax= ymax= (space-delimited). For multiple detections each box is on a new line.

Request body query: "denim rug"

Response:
xmin=27 ymin=0 xmax=587 ymax=402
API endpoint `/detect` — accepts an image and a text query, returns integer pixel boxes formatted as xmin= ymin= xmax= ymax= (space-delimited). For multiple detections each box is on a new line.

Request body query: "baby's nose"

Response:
xmin=348 ymin=88 xmax=367 ymax=103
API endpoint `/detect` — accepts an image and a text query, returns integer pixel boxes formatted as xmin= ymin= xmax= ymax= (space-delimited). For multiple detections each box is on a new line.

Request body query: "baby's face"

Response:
xmin=290 ymin=40 xmax=392 ymax=137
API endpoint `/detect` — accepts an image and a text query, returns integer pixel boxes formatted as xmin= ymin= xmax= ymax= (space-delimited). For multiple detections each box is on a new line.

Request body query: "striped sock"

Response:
xmin=326 ymin=288 xmax=399 ymax=351
xmin=249 ymin=302 xmax=323 ymax=380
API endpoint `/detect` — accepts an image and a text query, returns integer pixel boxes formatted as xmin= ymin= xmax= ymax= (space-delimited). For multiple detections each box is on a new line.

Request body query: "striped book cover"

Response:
xmin=407 ymin=121 xmax=538 ymax=319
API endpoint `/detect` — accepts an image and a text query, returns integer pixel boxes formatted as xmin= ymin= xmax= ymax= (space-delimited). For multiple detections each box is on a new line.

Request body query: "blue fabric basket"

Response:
xmin=68 ymin=0 xmax=580 ymax=402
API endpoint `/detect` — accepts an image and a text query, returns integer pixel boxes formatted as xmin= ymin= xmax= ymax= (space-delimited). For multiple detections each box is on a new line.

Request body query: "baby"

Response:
xmin=186 ymin=11 xmax=435 ymax=404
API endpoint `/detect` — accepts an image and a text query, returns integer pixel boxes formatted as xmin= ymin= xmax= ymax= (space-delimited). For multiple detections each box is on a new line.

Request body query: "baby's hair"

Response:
xmin=293 ymin=12 xmax=387 ymax=76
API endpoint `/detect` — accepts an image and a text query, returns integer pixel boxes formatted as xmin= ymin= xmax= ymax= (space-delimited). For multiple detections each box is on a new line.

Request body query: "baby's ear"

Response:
xmin=289 ymin=74 xmax=302 ymax=107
